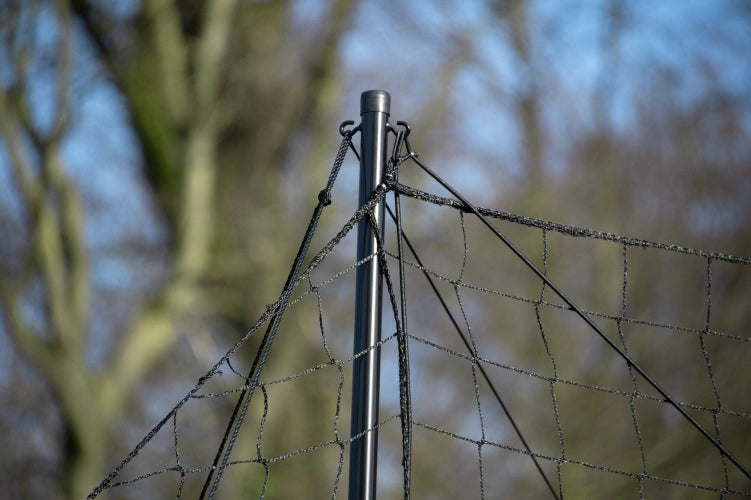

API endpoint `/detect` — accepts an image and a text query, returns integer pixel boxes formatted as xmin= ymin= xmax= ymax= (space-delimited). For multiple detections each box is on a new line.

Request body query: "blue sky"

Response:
xmin=1 ymin=0 xmax=750 ymax=373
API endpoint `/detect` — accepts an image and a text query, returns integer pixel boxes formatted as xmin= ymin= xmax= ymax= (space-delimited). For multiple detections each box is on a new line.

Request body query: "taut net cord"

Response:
xmin=88 ymin=127 xmax=751 ymax=499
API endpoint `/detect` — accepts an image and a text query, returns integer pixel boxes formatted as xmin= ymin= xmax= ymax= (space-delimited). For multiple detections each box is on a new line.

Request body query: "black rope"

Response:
xmin=383 ymin=134 xmax=561 ymax=499
xmin=383 ymin=201 xmax=560 ymax=499
xmin=88 ymin=121 xmax=751 ymax=499
xmin=87 ymin=300 xmax=283 ymax=499
xmin=388 ymin=130 xmax=413 ymax=499
xmin=200 ymin=133 xmax=354 ymax=499
xmin=393 ymin=146 xmax=751 ymax=483
xmin=390 ymin=182 xmax=751 ymax=265
xmin=88 ymin=149 xmax=390 ymax=500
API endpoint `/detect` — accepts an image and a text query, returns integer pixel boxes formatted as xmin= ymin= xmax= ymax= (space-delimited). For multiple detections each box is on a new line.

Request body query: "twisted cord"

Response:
xmin=390 ymin=182 xmax=751 ymax=265
xmin=203 ymin=133 xmax=355 ymax=498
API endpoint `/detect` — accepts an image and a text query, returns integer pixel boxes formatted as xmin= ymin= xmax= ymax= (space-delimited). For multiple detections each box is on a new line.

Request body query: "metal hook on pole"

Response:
xmin=349 ymin=90 xmax=390 ymax=500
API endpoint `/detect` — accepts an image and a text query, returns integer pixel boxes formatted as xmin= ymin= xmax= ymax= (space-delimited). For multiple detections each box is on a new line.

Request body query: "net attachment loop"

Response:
xmin=339 ymin=120 xmax=361 ymax=137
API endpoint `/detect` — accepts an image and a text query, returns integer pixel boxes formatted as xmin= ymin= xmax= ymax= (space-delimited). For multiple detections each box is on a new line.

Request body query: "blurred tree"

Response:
xmin=367 ymin=0 xmax=751 ymax=496
xmin=0 ymin=0 xmax=355 ymax=497
xmin=2 ymin=0 xmax=750 ymax=498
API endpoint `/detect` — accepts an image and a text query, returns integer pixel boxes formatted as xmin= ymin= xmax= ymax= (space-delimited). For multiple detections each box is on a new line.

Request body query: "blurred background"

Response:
xmin=1 ymin=0 xmax=750 ymax=498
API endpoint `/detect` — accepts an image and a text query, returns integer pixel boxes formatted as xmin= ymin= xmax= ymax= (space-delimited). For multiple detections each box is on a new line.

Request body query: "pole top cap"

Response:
xmin=360 ymin=90 xmax=391 ymax=115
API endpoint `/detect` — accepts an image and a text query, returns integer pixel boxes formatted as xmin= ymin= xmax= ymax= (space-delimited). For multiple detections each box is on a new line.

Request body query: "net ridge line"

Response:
xmin=86 ymin=135 xmax=391 ymax=499
xmin=384 ymin=144 xmax=751 ymax=482
xmin=390 ymin=182 xmax=751 ymax=265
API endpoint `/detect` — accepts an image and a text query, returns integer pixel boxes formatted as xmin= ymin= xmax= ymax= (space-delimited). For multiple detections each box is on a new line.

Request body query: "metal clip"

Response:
xmin=339 ymin=120 xmax=361 ymax=137
xmin=396 ymin=120 xmax=411 ymax=137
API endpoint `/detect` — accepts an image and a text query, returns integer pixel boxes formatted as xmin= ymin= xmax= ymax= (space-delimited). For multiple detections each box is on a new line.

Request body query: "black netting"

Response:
xmin=89 ymin=129 xmax=751 ymax=499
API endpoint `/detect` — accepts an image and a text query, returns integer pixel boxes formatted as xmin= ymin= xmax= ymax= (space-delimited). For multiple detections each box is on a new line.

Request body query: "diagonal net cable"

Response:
xmin=386 ymin=140 xmax=751 ymax=483
xmin=87 ymin=133 xmax=391 ymax=499
xmin=87 ymin=123 xmax=751 ymax=499
xmin=201 ymin=131 xmax=359 ymax=498
xmin=384 ymin=201 xmax=560 ymax=499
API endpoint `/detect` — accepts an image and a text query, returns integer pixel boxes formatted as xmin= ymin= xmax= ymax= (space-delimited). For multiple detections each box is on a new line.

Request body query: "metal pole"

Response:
xmin=349 ymin=90 xmax=390 ymax=500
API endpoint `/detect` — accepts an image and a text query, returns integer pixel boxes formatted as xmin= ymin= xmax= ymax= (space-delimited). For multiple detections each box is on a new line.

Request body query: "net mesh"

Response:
xmin=88 ymin=132 xmax=751 ymax=499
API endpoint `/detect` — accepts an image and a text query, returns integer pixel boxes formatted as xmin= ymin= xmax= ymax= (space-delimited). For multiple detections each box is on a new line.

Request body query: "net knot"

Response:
xmin=318 ymin=189 xmax=332 ymax=206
